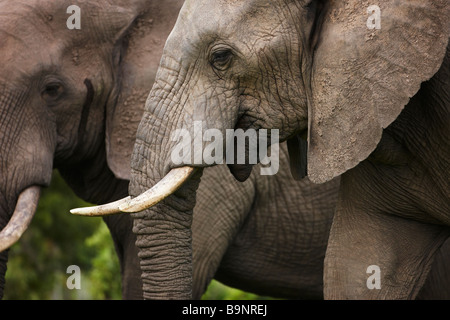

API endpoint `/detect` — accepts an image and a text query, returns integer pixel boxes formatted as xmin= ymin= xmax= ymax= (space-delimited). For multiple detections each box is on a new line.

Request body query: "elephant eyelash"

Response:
xmin=210 ymin=49 xmax=234 ymax=71
xmin=43 ymin=84 xmax=62 ymax=97
xmin=41 ymin=82 xmax=64 ymax=102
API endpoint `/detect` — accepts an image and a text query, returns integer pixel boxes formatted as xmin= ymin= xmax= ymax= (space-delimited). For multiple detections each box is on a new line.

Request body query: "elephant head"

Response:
xmin=0 ymin=0 xmax=184 ymax=299
xmin=77 ymin=0 xmax=449 ymax=299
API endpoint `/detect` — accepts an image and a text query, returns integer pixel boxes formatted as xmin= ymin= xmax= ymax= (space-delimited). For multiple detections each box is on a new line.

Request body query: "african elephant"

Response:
xmin=191 ymin=146 xmax=339 ymax=299
xmin=0 ymin=0 xmax=185 ymax=299
xmin=0 ymin=0 xmax=335 ymax=301
xmin=199 ymin=155 xmax=449 ymax=300
xmin=85 ymin=0 xmax=449 ymax=299
xmin=0 ymin=0 xmax=343 ymax=300
xmin=74 ymin=142 xmax=450 ymax=300
xmin=195 ymin=160 xmax=447 ymax=300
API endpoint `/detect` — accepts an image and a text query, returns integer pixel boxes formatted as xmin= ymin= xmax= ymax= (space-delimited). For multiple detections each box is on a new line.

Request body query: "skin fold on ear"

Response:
xmin=307 ymin=0 xmax=449 ymax=184
xmin=287 ymin=134 xmax=308 ymax=180
xmin=105 ymin=1 xmax=184 ymax=180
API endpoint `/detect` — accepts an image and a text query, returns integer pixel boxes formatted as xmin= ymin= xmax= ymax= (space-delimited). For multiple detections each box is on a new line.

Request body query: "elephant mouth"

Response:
xmin=0 ymin=186 xmax=41 ymax=252
xmin=226 ymin=112 xmax=257 ymax=182
xmin=71 ymin=166 xmax=196 ymax=216
xmin=227 ymin=162 xmax=254 ymax=182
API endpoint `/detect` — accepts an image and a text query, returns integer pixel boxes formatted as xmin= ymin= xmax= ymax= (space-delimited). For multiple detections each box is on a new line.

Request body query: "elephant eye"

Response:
xmin=41 ymin=82 xmax=64 ymax=102
xmin=210 ymin=49 xmax=233 ymax=71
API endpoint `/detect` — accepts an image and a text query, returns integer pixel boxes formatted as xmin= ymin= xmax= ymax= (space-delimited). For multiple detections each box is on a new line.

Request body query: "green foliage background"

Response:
xmin=4 ymin=170 xmax=263 ymax=300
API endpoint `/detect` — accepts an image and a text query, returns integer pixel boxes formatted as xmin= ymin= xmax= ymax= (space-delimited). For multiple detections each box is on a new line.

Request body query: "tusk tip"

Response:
xmin=69 ymin=196 xmax=132 ymax=217
xmin=69 ymin=207 xmax=93 ymax=216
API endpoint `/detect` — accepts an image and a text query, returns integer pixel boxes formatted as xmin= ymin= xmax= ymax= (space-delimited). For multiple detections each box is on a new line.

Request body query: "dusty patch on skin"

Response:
xmin=131 ymin=16 xmax=154 ymax=41
xmin=72 ymin=48 xmax=80 ymax=66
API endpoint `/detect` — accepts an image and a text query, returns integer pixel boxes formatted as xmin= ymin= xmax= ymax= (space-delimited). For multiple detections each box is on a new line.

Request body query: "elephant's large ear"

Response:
xmin=105 ymin=1 xmax=184 ymax=180
xmin=306 ymin=0 xmax=449 ymax=183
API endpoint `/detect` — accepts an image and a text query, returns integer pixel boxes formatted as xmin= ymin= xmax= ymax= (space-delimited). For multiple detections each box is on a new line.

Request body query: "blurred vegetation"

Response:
xmin=4 ymin=170 xmax=121 ymax=300
xmin=202 ymin=281 xmax=266 ymax=300
xmin=4 ymin=170 xmax=264 ymax=300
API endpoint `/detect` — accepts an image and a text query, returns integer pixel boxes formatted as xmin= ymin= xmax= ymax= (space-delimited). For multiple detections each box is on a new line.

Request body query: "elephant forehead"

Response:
xmin=171 ymin=0 xmax=285 ymax=53
xmin=0 ymin=1 xmax=130 ymax=78
xmin=0 ymin=0 xmax=68 ymax=30
xmin=0 ymin=1 xmax=133 ymax=48
xmin=0 ymin=2 xmax=68 ymax=62
xmin=0 ymin=30 xmax=54 ymax=76
xmin=192 ymin=1 xmax=279 ymax=31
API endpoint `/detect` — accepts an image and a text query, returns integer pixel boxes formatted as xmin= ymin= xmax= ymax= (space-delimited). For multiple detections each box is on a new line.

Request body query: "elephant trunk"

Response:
xmin=72 ymin=164 xmax=202 ymax=299
xmin=0 ymin=87 xmax=54 ymax=298
xmin=127 ymin=83 xmax=204 ymax=298
xmin=129 ymin=166 xmax=202 ymax=299
xmin=130 ymin=194 xmax=197 ymax=299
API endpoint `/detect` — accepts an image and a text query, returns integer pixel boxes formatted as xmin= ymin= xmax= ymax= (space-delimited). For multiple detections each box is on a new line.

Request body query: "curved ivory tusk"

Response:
xmin=0 ymin=186 xmax=41 ymax=252
xmin=119 ymin=166 xmax=195 ymax=213
xmin=70 ymin=196 xmax=131 ymax=217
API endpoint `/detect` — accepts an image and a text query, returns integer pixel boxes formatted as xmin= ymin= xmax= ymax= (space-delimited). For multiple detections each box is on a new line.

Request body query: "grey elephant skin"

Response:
xmin=0 ymin=0 xmax=340 ymax=301
xmin=0 ymin=0 xmax=337 ymax=301
xmin=126 ymin=0 xmax=450 ymax=299
xmin=192 ymin=146 xmax=340 ymax=299
xmin=0 ymin=0 xmax=185 ymax=299
xmin=195 ymin=158 xmax=448 ymax=300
